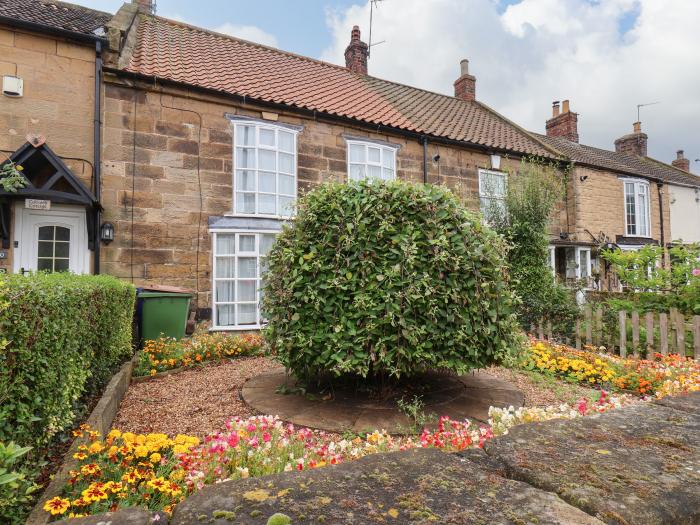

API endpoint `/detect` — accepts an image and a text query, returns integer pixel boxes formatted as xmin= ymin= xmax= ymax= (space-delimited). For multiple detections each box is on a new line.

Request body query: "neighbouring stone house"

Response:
xmin=1 ymin=0 xmax=699 ymax=330
xmin=536 ymin=102 xmax=700 ymax=290
xmin=0 ymin=0 xmax=109 ymax=274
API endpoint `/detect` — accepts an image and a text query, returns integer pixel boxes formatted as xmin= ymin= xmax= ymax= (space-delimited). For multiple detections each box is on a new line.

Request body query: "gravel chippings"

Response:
xmin=112 ymin=356 xmax=280 ymax=437
xmin=485 ymin=366 xmax=599 ymax=407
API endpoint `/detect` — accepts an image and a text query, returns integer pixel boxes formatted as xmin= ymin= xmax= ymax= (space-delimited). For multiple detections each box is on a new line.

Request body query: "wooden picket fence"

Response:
xmin=532 ymin=306 xmax=700 ymax=359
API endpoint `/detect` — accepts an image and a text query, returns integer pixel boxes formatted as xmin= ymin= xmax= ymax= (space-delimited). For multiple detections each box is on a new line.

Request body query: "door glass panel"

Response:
xmin=38 ymin=226 xmax=53 ymax=240
xmin=36 ymin=226 xmax=70 ymax=273
xmin=238 ymin=304 xmax=257 ymax=325
xmin=38 ymin=241 xmax=53 ymax=258
xmin=37 ymin=258 xmax=52 ymax=271
xmin=238 ymin=257 xmax=257 ymax=278
xmin=54 ymin=259 xmax=69 ymax=272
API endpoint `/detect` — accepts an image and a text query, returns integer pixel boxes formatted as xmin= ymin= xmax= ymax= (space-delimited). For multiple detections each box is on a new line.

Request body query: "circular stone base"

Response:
xmin=241 ymin=368 xmax=524 ymax=434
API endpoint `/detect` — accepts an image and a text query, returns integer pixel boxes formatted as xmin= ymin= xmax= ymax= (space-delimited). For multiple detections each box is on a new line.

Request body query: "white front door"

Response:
xmin=13 ymin=203 xmax=90 ymax=274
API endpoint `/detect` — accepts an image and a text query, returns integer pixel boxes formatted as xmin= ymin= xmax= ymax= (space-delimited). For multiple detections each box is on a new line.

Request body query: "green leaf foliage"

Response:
xmin=0 ymin=273 xmax=135 ymax=449
xmin=262 ymin=180 xmax=518 ymax=380
xmin=489 ymin=158 xmax=579 ymax=333
xmin=0 ymin=441 xmax=38 ymax=524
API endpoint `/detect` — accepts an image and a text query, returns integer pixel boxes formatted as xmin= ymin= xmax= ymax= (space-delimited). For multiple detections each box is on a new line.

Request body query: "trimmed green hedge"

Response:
xmin=263 ymin=180 xmax=518 ymax=380
xmin=0 ymin=273 xmax=135 ymax=449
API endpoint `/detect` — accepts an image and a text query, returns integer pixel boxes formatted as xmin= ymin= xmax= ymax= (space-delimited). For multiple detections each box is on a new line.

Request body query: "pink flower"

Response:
xmin=262 ymin=432 xmax=271 ymax=443
xmin=248 ymin=436 xmax=259 ymax=448
xmin=227 ymin=433 xmax=239 ymax=448
xmin=576 ymin=398 xmax=588 ymax=415
xmin=692 ymin=268 xmax=700 ymax=277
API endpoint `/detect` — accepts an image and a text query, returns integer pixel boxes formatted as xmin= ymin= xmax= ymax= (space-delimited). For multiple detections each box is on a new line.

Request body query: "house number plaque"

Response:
xmin=25 ymin=199 xmax=51 ymax=210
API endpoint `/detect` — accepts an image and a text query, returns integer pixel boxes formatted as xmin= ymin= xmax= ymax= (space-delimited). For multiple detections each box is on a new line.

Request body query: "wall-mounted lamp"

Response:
xmin=579 ymin=175 xmax=588 ymax=182
xmin=100 ymin=222 xmax=115 ymax=244
xmin=490 ymin=154 xmax=501 ymax=170
xmin=432 ymin=153 xmax=440 ymax=162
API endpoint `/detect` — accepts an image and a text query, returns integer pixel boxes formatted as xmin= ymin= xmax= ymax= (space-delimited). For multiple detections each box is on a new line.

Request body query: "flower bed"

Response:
xmin=521 ymin=340 xmax=700 ymax=396
xmin=44 ymin=390 xmax=647 ymax=520
xmin=134 ymin=332 xmax=264 ymax=377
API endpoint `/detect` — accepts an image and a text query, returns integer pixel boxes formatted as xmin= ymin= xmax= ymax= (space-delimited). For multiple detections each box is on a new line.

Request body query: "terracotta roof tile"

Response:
xmin=536 ymin=134 xmax=700 ymax=187
xmin=122 ymin=16 xmax=555 ymax=158
xmin=0 ymin=0 xmax=110 ymax=36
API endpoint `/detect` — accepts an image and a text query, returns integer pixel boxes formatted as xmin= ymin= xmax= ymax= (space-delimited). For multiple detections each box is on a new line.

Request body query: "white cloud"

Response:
xmin=213 ymin=23 xmax=279 ymax=48
xmin=321 ymin=0 xmax=700 ymax=173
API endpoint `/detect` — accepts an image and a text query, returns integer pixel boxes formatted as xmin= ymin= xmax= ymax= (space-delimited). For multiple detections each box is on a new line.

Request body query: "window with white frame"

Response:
xmin=624 ymin=180 xmax=650 ymax=237
xmin=346 ymin=139 xmax=397 ymax=181
xmin=478 ymin=169 xmax=507 ymax=223
xmin=212 ymin=231 xmax=276 ymax=329
xmin=233 ymin=120 xmax=299 ymax=217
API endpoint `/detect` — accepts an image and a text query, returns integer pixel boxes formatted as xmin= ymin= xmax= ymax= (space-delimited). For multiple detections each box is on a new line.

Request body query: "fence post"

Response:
xmin=575 ymin=319 xmax=581 ymax=350
xmin=693 ymin=315 xmax=700 ymax=360
xmin=676 ymin=311 xmax=685 ymax=357
xmin=585 ymin=306 xmax=592 ymax=346
xmin=595 ymin=308 xmax=603 ymax=347
xmin=669 ymin=308 xmax=679 ymax=354
xmin=619 ymin=310 xmax=627 ymax=358
xmin=645 ymin=312 xmax=654 ymax=356
xmin=631 ymin=311 xmax=640 ymax=358
xmin=659 ymin=313 xmax=668 ymax=356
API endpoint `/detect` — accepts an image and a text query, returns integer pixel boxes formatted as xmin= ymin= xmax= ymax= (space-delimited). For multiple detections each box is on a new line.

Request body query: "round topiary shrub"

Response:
xmin=262 ymin=180 xmax=518 ymax=380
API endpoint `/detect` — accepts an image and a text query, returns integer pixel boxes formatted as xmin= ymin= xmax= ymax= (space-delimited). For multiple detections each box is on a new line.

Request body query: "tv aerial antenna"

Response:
xmin=636 ymin=101 xmax=660 ymax=122
xmin=368 ymin=0 xmax=386 ymax=57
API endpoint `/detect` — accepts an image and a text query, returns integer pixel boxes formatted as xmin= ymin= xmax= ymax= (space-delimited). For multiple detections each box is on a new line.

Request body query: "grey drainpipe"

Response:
xmin=422 ymin=137 xmax=428 ymax=183
xmin=657 ymin=181 xmax=666 ymax=267
xmin=93 ymin=40 xmax=103 ymax=274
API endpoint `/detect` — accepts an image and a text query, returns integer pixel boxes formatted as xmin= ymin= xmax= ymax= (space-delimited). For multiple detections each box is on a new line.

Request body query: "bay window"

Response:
xmin=624 ymin=179 xmax=650 ymax=237
xmin=346 ymin=139 xmax=397 ymax=181
xmin=212 ymin=230 xmax=276 ymax=330
xmin=232 ymin=118 xmax=299 ymax=218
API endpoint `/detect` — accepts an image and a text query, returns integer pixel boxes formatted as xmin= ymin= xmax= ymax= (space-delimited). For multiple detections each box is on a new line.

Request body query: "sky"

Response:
xmin=75 ymin=0 xmax=699 ymax=173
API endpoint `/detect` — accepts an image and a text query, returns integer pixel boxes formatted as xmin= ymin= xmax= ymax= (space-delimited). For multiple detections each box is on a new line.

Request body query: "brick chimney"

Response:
xmin=672 ymin=150 xmax=690 ymax=172
xmin=614 ymin=121 xmax=648 ymax=157
xmin=344 ymin=26 xmax=368 ymax=75
xmin=545 ymin=99 xmax=579 ymax=143
xmin=453 ymin=59 xmax=476 ymax=101
xmin=132 ymin=0 xmax=154 ymax=14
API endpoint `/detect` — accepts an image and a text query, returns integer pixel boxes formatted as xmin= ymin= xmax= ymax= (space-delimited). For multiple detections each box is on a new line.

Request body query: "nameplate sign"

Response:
xmin=25 ymin=199 xmax=51 ymax=210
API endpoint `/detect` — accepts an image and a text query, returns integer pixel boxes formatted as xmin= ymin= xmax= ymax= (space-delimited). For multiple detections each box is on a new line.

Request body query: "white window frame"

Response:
xmin=210 ymin=229 xmax=277 ymax=331
xmin=623 ymin=178 xmax=651 ymax=237
xmin=345 ymin=138 xmax=398 ymax=181
xmin=548 ymin=245 xmax=556 ymax=275
xmin=230 ymin=117 xmax=300 ymax=218
xmin=478 ymin=169 xmax=507 ymax=223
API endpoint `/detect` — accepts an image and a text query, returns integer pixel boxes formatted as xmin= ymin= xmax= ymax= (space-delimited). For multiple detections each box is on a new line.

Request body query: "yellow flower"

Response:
xmin=149 ymin=452 xmax=162 ymax=464
xmin=88 ymin=441 xmax=104 ymax=454
xmin=44 ymin=497 xmax=70 ymax=515
xmin=72 ymin=452 xmax=87 ymax=460
xmin=134 ymin=445 xmax=149 ymax=458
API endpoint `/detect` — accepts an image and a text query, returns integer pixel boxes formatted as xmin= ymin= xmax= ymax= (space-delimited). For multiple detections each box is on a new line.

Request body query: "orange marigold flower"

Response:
xmin=44 ymin=497 xmax=70 ymax=515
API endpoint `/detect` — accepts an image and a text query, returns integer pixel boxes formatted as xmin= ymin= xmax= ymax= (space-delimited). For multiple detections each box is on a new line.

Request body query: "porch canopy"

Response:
xmin=0 ymin=140 xmax=99 ymax=249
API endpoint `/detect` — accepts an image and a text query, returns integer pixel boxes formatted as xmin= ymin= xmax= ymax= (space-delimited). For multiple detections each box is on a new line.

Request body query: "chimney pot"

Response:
xmin=672 ymin=149 xmax=690 ymax=172
xmin=552 ymin=101 xmax=560 ymax=117
xmin=633 ymin=121 xmax=641 ymax=133
xmin=344 ymin=26 xmax=369 ymax=75
xmin=546 ymin=99 xmax=578 ymax=142
xmin=453 ymin=58 xmax=476 ymax=101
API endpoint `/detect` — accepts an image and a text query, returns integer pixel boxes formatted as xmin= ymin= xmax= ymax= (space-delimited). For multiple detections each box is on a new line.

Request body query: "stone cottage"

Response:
xmin=1 ymin=0 xmax=699 ymax=329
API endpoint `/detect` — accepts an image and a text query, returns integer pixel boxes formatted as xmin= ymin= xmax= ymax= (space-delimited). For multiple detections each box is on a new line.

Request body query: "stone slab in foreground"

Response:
xmin=171 ymin=448 xmax=602 ymax=525
xmin=485 ymin=392 xmax=700 ymax=525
